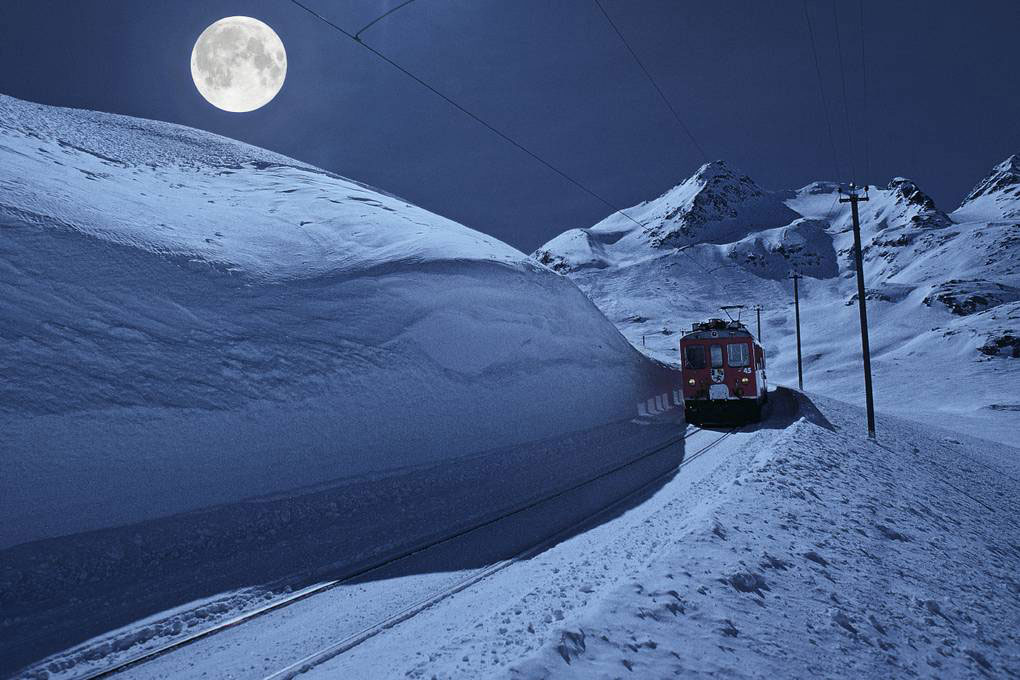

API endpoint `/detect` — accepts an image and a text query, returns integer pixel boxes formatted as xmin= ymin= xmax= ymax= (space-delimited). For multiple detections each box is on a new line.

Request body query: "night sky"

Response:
xmin=2 ymin=0 xmax=1018 ymax=252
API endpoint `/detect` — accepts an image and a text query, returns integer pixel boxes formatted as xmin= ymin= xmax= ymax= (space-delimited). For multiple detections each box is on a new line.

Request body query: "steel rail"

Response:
xmin=73 ymin=420 xmax=711 ymax=680
xmin=262 ymin=426 xmax=738 ymax=679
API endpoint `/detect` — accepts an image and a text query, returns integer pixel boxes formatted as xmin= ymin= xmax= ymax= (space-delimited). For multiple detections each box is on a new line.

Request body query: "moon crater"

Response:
xmin=191 ymin=17 xmax=286 ymax=113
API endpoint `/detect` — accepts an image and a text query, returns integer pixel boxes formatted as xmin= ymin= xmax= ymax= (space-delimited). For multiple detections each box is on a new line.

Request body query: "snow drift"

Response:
xmin=0 ymin=94 xmax=686 ymax=674
xmin=534 ymin=159 xmax=1020 ymax=444
xmin=0 ymin=93 xmax=677 ymax=547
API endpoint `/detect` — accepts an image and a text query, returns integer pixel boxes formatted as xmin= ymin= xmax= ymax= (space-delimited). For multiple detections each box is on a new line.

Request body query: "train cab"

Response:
xmin=680 ymin=317 xmax=767 ymax=423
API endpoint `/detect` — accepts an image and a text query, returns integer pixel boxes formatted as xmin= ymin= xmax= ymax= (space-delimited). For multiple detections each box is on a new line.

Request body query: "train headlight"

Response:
xmin=740 ymin=377 xmax=749 ymax=384
xmin=687 ymin=378 xmax=696 ymax=385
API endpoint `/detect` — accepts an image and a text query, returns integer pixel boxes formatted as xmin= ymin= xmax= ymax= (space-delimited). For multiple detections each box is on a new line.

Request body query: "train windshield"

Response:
xmin=710 ymin=345 xmax=723 ymax=368
xmin=684 ymin=345 xmax=706 ymax=369
xmin=727 ymin=343 xmax=750 ymax=367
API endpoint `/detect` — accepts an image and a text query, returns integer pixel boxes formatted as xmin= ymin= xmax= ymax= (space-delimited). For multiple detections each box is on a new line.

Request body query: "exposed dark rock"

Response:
xmin=978 ymin=333 xmax=1020 ymax=358
xmin=922 ymin=280 xmax=1020 ymax=315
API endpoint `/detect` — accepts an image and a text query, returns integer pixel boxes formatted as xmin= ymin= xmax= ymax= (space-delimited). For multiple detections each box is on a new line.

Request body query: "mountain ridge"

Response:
xmin=533 ymin=156 xmax=1020 ymax=444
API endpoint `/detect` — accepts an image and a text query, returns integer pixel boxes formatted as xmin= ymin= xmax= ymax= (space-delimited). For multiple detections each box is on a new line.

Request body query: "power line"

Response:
xmin=289 ymin=0 xmax=721 ymax=282
xmin=802 ymin=0 xmax=841 ymax=182
xmin=286 ymin=0 xmax=652 ymax=233
xmin=354 ymin=0 xmax=418 ymax=41
xmin=859 ymin=0 xmax=872 ymax=186
xmin=832 ymin=0 xmax=856 ymax=182
xmin=592 ymin=0 xmax=708 ymax=162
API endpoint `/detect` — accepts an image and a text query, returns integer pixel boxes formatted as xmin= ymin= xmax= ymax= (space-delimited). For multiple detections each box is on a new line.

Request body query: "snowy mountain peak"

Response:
xmin=674 ymin=159 xmax=764 ymax=212
xmin=888 ymin=177 xmax=938 ymax=212
xmin=884 ymin=176 xmax=951 ymax=230
xmin=954 ymin=154 xmax=1020 ymax=221
xmin=689 ymin=159 xmax=757 ymax=186
xmin=531 ymin=161 xmax=799 ymax=273
xmin=621 ymin=160 xmax=786 ymax=250
xmin=964 ymin=154 xmax=1020 ymax=203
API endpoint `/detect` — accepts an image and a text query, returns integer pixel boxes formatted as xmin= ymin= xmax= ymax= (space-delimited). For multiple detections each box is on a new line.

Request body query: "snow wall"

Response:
xmin=0 ymin=94 xmax=679 ymax=549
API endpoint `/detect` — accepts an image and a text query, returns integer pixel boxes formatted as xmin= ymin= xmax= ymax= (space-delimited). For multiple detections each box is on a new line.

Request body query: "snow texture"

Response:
xmin=0 ymin=93 xmax=675 ymax=546
xmin=510 ymin=392 xmax=1020 ymax=679
xmin=93 ymin=390 xmax=1012 ymax=680
xmin=0 ymin=95 xmax=678 ymax=674
xmin=534 ymin=159 xmax=1020 ymax=445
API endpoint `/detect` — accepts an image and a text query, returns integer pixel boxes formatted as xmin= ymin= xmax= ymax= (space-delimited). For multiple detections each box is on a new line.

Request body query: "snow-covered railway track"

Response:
xmin=78 ymin=424 xmax=736 ymax=680
xmin=263 ymin=425 xmax=738 ymax=680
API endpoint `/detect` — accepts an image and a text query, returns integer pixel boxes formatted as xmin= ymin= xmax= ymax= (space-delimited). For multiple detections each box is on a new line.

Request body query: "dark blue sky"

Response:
xmin=2 ymin=1 xmax=1018 ymax=251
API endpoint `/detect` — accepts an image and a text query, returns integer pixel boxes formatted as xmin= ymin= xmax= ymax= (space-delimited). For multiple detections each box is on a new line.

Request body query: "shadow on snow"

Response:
xmin=2 ymin=388 xmax=811 ymax=676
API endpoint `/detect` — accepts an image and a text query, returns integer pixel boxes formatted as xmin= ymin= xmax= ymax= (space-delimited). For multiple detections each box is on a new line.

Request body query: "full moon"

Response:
xmin=191 ymin=16 xmax=286 ymax=113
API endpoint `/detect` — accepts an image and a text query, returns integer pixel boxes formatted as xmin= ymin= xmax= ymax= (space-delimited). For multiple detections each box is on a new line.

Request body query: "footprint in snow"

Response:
xmin=760 ymin=553 xmax=792 ymax=570
xmin=832 ymin=611 xmax=858 ymax=635
xmin=724 ymin=571 xmax=769 ymax=597
xmin=803 ymin=551 xmax=829 ymax=566
xmin=876 ymin=524 xmax=910 ymax=542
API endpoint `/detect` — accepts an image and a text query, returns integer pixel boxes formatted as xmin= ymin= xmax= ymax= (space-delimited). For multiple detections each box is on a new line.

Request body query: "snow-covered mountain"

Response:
xmin=534 ymin=159 xmax=1020 ymax=443
xmin=0 ymin=94 xmax=676 ymax=549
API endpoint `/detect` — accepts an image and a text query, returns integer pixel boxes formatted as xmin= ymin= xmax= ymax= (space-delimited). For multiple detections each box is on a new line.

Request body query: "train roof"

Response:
xmin=681 ymin=318 xmax=758 ymax=342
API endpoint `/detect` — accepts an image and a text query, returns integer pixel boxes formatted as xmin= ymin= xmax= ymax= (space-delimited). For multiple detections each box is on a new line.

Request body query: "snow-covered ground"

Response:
xmin=4 ymin=93 xmax=1018 ymax=680
xmin=534 ymin=159 xmax=1020 ymax=445
xmin=510 ymin=390 xmax=1020 ymax=679
xmin=0 ymin=95 xmax=678 ymax=675
xmin=22 ymin=389 xmax=1017 ymax=679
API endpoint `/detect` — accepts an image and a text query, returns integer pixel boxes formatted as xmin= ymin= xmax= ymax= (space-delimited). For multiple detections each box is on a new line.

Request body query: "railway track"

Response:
xmin=76 ymin=424 xmax=737 ymax=680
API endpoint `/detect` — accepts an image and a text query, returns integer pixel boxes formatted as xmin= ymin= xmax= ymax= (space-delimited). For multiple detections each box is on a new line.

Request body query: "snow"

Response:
xmin=954 ymin=154 xmax=1020 ymax=222
xmin=510 ymin=391 xmax=1020 ymax=679
xmin=0 ymin=94 xmax=678 ymax=675
xmin=11 ymin=407 xmax=689 ymax=680
xmin=534 ymin=158 xmax=1020 ymax=445
xmin=4 ymin=94 xmax=1018 ymax=680
xmin=36 ymin=389 xmax=1016 ymax=679
xmin=0 ymin=93 xmax=675 ymax=545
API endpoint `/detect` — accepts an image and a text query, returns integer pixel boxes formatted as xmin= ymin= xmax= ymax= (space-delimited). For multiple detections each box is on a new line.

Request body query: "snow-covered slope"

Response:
xmin=57 ymin=390 xmax=1012 ymax=680
xmin=534 ymin=160 xmax=1020 ymax=443
xmin=0 ymin=94 xmax=676 ymax=549
xmin=535 ymin=161 xmax=799 ymax=272
xmin=510 ymin=392 xmax=1020 ymax=679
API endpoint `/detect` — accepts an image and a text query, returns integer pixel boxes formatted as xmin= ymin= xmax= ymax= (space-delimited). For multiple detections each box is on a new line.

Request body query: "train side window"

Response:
xmin=728 ymin=343 xmax=750 ymax=367
xmin=710 ymin=344 xmax=723 ymax=368
xmin=684 ymin=345 xmax=706 ymax=369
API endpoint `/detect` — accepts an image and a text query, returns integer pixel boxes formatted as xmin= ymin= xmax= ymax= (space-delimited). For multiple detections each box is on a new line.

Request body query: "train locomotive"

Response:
xmin=680 ymin=311 xmax=767 ymax=424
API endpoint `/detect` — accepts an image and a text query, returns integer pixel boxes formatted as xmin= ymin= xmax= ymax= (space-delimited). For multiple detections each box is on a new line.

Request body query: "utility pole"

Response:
xmin=752 ymin=304 xmax=764 ymax=344
xmin=789 ymin=273 xmax=803 ymax=391
xmin=840 ymin=183 xmax=876 ymax=438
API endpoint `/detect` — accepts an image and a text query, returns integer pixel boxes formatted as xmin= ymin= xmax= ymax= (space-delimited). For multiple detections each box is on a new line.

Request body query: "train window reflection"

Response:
xmin=728 ymin=343 xmax=750 ymax=367
xmin=710 ymin=345 xmax=723 ymax=368
xmin=684 ymin=345 xmax=706 ymax=369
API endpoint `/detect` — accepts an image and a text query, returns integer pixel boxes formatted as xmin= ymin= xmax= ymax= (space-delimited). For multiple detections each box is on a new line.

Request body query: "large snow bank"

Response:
xmin=0 ymin=94 xmax=683 ymax=673
xmin=0 ymin=95 xmax=676 ymax=548
xmin=511 ymin=391 xmax=1020 ymax=678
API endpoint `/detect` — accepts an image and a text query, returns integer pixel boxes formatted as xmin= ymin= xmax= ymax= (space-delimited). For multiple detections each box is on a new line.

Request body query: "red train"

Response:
xmin=680 ymin=315 xmax=767 ymax=424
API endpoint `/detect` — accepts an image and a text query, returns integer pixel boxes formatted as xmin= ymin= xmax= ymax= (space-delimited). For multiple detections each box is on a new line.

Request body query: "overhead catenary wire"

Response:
xmin=286 ymin=0 xmax=650 ymax=235
xmin=802 ymin=0 xmax=842 ymax=182
xmin=858 ymin=0 xmax=872 ymax=186
xmin=592 ymin=0 xmax=708 ymax=163
xmin=354 ymin=0 xmax=418 ymax=41
xmin=832 ymin=0 xmax=856 ymax=182
xmin=288 ymin=0 xmax=722 ymax=281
